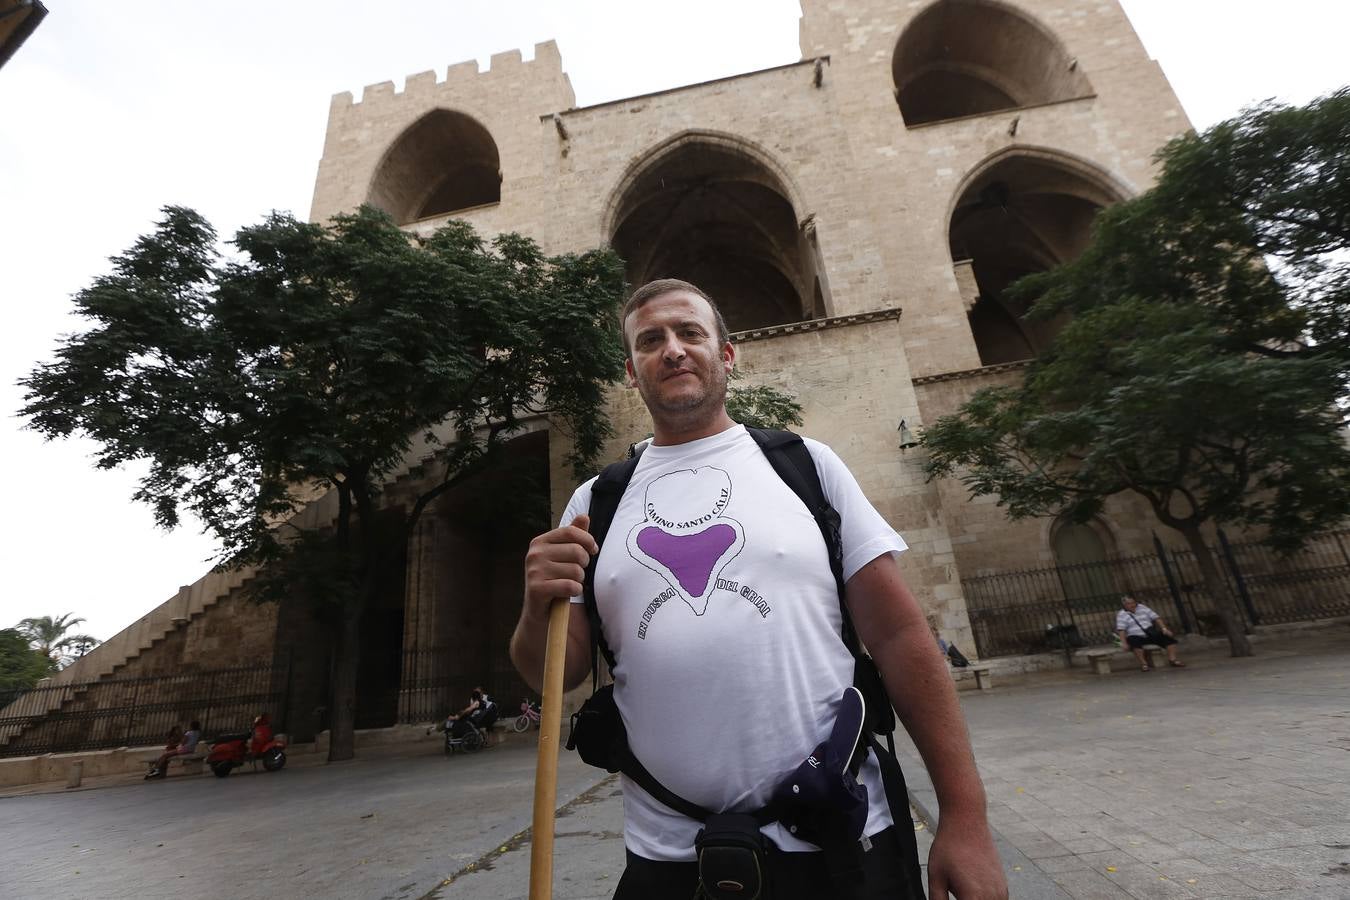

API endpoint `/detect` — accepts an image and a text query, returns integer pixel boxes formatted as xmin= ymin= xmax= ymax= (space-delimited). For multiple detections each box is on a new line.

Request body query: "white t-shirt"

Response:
xmin=1115 ymin=604 xmax=1160 ymax=637
xmin=563 ymin=425 xmax=908 ymax=861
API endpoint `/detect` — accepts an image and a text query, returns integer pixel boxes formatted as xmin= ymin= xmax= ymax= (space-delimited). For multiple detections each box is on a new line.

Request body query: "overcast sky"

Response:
xmin=1 ymin=0 xmax=1347 ymax=645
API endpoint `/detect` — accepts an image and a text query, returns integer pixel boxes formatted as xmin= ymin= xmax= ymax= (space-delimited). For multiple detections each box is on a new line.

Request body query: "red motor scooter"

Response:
xmin=207 ymin=713 xmax=287 ymax=777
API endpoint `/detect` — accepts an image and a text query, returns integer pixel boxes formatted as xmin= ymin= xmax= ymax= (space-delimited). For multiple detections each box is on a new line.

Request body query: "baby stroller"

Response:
xmin=443 ymin=700 xmax=499 ymax=755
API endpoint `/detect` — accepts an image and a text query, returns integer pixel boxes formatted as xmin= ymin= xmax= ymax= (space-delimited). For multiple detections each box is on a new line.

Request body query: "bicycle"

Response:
xmin=514 ymin=698 xmax=542 ymax=733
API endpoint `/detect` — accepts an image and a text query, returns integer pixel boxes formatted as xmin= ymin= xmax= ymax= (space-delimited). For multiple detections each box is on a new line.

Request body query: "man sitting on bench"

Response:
xmin=146 ymin=720 xmax=201 ymax=779
xmin=1115 ymin=595 xmax=1186 ymax=671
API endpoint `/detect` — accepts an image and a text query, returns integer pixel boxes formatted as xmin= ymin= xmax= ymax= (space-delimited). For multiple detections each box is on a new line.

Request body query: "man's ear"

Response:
xmin=625 ymin=356 xmax=638 ymax=388
xmin=721 ymin=340 xmax=736 ymax=374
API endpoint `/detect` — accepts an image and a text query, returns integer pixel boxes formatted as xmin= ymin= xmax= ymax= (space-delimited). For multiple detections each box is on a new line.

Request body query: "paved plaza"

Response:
xmin=0 ymin=735 xmax=609 ymax=900
xmin=900 ymin=625 xmax=1350 ymax=899
xmin=2 ymin=624 xmax=1348 ymax=899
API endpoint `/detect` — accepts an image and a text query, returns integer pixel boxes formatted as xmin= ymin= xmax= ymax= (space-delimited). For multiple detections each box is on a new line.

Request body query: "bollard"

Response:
xmin=66 ymin=761 xmax=84 ymax=789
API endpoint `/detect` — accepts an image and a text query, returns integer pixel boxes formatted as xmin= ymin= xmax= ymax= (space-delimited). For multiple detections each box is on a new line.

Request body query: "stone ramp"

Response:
xmin=0 ymin=418 xmax=476 ymax=752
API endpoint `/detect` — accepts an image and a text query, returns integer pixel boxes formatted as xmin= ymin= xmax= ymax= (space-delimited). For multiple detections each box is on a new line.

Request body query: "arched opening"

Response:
xmin=949 ymin=152 xmax=1121 ymax=365
xmin=1052 ymin=518 xmax=1119 ymax=615
xmin=610 ymin=137 xmax=814 ymax=333
xmin=893 ymin=0 xmax=1093 ymax=127
xmin=368 ymin=109 xmax=501 ymax=224
xmin=398 ymin=429 xmax=550 ymax=725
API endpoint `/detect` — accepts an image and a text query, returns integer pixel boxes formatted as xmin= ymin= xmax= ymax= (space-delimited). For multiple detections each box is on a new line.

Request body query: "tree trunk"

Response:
xmin=324 ymin=475 xmax=410 ymax=763
xmin=326 ymin=603 xmax=363 ymax=762
xmin=1177 ymin=523 xmax=1252 ymax=657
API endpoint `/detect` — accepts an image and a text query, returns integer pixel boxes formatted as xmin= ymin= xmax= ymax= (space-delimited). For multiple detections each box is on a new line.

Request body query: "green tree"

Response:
xmin=923 ymin=91 xmax=1350 ymax=658
xmin=20 ymin=205 xmax=628 ymax=760
xmin=725 ymin=371 xmax=804 ymax=431
xmin=0 ymin=628 xmax=55 ymax=692
xmin=923 ymin=303 xmax=1350 ymax=656
xmin=15 ymin=613 xmax=100 ymax=668
xmin=1023 ymin=88 xmax=1350 ymax=381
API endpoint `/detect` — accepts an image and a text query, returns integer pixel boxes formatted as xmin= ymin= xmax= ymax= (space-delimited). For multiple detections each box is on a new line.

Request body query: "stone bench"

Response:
xmin=952 ymin=665 xmax=993 ymax=690
xmin=1083 ymin=646 xmax=1164 ymax=675
xmin=140 ymin=747 xmax=207 ymax=775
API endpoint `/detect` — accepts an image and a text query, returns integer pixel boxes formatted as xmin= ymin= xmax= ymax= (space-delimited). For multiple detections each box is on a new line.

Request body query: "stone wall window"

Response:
xmin=893 ymin=0 xmax=1093 ymax=127
xmin=369 ymin=109 xmax=501 ymax=224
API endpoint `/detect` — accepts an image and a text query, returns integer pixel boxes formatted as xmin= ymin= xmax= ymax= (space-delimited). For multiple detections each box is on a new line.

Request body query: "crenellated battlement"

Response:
xmin=327 ymin=40 xmax=570 ymax=111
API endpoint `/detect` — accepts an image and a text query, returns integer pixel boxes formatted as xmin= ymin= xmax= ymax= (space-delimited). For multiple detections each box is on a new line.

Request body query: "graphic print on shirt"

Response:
xmin=625 ymin=467 xmax=745 ymax=618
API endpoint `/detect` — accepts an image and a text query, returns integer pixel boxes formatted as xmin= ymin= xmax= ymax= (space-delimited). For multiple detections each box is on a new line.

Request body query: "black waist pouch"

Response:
xmin=696 ymin=813 xmax=769 ymax=900
xmin=565 ymin=683 xmax=626 ymax=773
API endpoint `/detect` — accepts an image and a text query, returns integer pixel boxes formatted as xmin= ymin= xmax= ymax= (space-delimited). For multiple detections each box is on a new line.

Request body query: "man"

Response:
xmin=511 ymin=279 xmax=1006 ymax=899
xmin=470 ymin=686 xmax=498 ymax=734
xmin=146 ymin=719 xmax=201 ymax=779
xmin=1115 ymin=595 xmax=1185 ymax=671
xmin=453 ymin=686 xmax=488 ymax=721
xmin=446 ymin=687 xmax=497 ymax=730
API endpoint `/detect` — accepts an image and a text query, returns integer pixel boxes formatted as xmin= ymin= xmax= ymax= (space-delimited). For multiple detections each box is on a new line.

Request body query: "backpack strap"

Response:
xmin=622 ymin=744 xmax=778 ymax=826
xmin=583 ymin=449 xmax=645 ymax=685
xmin=747 ymin=428 xmax=897 ymax=744
xmin=745 ymin=428 xmax=855 ymax=652
xmin=866 ymin=734 xmax=928 ymax=897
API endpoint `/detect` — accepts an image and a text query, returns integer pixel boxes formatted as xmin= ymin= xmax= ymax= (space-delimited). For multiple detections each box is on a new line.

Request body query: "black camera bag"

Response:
xmin=564 ymin=682 xmax=625 ymax=773
xmin=696 ymin=813 xmax=770 ymax=900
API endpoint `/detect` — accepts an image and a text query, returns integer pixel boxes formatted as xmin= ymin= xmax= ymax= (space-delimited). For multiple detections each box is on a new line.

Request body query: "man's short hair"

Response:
xmin=620 ymin=278 xmax=731 ymax=355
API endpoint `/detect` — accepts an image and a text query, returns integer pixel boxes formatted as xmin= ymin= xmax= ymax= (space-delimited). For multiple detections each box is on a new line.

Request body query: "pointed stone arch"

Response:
xmin=398 ymin=426 xmax=551 ymax=726
xmin=893 ymin=0 xmax=1093 ymax=127
xmin=1051 ymin=515 xmax=1121 ymax=611
xmin=368 ymin=109 xmax=501 ymax=224
xmin=605 ymin=132 xmax=821 ymax=332
xmin=948 ymin=147 xmax=1131 ymax=365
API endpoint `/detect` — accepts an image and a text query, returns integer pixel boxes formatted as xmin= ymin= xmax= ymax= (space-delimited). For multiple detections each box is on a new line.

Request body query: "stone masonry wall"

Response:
xmin=302 ymin=0 xmax=1201 ymax=663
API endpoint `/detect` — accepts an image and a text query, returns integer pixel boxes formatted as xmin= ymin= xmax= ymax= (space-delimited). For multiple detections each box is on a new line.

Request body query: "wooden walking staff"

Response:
xmin=529 ymin=595 xmax=572 ymax=900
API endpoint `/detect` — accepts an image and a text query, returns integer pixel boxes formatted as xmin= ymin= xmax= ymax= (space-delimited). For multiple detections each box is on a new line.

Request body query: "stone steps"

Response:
xmin=0 ymin=424 xmax=465 ymax=748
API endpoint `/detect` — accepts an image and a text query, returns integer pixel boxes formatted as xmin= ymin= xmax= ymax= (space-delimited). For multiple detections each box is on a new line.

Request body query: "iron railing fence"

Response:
xmin=1182 ymin=530 xmax=1350 ymax=627
xmin=2 ymin=645 xmax=538 ymax=755
xmin=396 ymin=648 xmax=533 ymax=726
xmin=962 ymin=530 xmax=1350 ymax=659
xmin=0 ymin=662 xmax=290 ymax=758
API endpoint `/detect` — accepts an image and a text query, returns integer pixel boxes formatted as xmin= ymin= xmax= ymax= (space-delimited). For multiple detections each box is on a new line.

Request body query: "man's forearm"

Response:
xmin=846 ymin=557 xmax=989 ymax=822
xmin=847 ymin=557 xmax=1008 ymax=896
xmin=509 ymin=607 xmax=554 ymax=695
xmin=510 ymin=602 xmax=590 ymax=695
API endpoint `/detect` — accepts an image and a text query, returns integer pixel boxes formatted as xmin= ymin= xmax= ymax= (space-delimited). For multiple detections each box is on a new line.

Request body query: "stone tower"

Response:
xmin=17 ymin=0 xmax=1192 ymax=747
xmin=304 ymin=0 xmax=1192 ymax=714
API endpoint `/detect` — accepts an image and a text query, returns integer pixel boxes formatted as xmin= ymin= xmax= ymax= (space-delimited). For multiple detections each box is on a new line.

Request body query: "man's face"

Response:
xmin=623 ymin=290 xmax=734 ymax=420
xmin=1122 ymin=598 xmax=1137 ymax=612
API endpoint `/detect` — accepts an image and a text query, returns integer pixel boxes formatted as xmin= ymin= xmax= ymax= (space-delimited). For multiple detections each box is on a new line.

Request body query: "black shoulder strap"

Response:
xmin=867 ymin=734 xmax=928 ymax=897
xmin=621 ymin=743 xmax=777 ymax=826
xmin=746 ymin=427 xmax=857 ymax=655
xmin=583 ymin=446 xmax=645 ymax=685
xmin=748 ymin=427 xmax=897 ymax=744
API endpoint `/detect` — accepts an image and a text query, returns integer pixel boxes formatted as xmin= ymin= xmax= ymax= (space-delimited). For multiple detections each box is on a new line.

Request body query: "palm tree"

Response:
xmin=15 ymin=613 xmax=101 ymax=669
